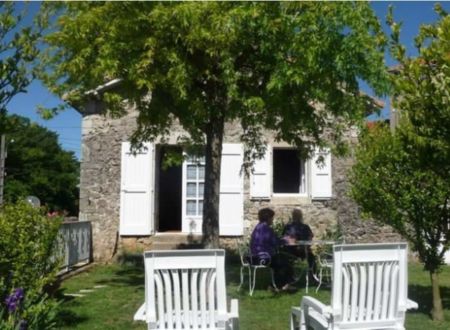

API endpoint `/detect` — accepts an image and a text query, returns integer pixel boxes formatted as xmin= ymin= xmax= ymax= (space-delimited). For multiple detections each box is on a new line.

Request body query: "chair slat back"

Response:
xmin=144 ymin=250 xmax=228 ymax=329
xmin=331 ymin=243 xmax=408 ymax=328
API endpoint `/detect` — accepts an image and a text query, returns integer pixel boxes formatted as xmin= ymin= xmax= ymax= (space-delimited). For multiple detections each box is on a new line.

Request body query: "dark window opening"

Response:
xmin=273 ymin=149 xmax=303 ymax=193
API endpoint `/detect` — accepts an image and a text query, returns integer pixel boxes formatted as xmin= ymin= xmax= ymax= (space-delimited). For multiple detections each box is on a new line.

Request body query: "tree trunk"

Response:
xmin=430 ymin=270 xmax=444 ymax=321
xmin=202 ymin=116 xmax=224 ymax=248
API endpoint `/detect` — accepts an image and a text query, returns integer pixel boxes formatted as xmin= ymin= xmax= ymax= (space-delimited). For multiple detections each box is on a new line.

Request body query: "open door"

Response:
xmin=157 ymin=146 xmax=183 ymax=232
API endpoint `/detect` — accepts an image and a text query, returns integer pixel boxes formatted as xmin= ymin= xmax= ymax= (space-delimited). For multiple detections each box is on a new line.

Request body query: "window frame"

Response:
xmin=271 ymin=147 xmax=308 ymax=197
xmin=182 ymin=156 xmax=205 ymax=218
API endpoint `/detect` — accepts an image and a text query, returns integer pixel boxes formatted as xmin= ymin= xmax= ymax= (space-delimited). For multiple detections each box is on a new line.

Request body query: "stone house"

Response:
xmin=76 ymin=81 xmax=399 ymax=261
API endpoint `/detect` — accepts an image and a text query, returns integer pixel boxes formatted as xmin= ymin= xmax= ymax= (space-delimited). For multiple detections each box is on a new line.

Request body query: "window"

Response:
xmin=272 ymin=149 xmax=306 ymax=194
xmin=185 ymin=156 xmax=205 ymax=216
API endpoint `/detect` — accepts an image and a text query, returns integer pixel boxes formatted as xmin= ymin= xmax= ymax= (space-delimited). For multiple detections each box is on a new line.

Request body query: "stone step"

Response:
xmin=150 ymin=233 xmax=203 ymax=251
xmin=152 ymin=233 xmax=202 ymax=244
xmin=151 ymin=242 xmax=204 ymax=251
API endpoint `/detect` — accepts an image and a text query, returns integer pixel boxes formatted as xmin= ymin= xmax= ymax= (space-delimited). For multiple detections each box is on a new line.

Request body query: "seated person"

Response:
xmin=250 ymin=207 xmax=294 ymax=291
xmin=282 ymin=208 xmax=316 ymax=273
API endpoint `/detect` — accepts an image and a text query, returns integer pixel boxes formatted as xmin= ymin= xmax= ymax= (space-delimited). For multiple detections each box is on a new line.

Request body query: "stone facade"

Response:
xmin=80 ymin=111 xmax=137 ymax=260
xmin=79 ymin=107 xmax=400 ymax=261
xmin=331 ymin=151 xmax=402 ymax=244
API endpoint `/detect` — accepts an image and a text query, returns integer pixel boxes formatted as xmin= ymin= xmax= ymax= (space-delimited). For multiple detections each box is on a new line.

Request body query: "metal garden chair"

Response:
xmin=237 ymin=239 xmax=277 ymax=296
xmin=315 ymin=250 xmax=333 ymax=293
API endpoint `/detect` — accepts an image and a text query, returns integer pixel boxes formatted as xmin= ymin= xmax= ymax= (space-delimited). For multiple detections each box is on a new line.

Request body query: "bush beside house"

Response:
xmin=0 ymin=202 xmax=62 ymax=329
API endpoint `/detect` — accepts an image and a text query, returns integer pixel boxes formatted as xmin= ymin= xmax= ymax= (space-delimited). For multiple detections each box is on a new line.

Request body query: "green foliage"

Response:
xmin=272 ymin=218 xmax=287 ymax=238
xmin=4 ymin=114 xmax=79 ymax=215
xmin=0 ymin=201 xmax=62 ymax=329
xmin=0 ymin=201 xmax=62 ymax=295
xmin=350 ymin=123 xmax=450 ymax=272
xmin=314 ymin=224 xmax=345 ymax=256
xmin=0 ymin=2 xmax=48 ymax=128
xmin=41 ymin=1 xmax=389 ymax=159
xmin=381 ymin=4 xmax=450 ymax=273
xmin=321 ymin=224 xmax=344 ymax=243
xmin=356 ymin=6 xmax=450 ymax=321
xmin=0 ymin=294 xmax=59 ymax=330
xmin=388 ymin=4 xmax=450 ymax=179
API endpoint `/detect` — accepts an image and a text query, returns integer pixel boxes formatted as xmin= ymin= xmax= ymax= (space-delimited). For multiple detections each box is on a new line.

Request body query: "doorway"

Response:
xmin=157 ymin=146 xmax=182 ymax=232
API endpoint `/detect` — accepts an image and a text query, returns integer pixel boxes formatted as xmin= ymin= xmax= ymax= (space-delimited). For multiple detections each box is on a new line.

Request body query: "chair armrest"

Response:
xmin=291 ymin=306 xmax=302 ymax=318
xmin=406 ymin=299 xmax=418 ymax=310
xmin=301 ymin=296 xmax=333 ymax=320
xmin=133 ymin=303 xmax=146 ymax=321
xmin=290 ymin=307 xmax=303 ymax=330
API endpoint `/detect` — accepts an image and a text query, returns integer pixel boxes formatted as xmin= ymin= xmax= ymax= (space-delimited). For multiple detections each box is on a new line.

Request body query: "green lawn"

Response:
xmin=56 ymin=255 xmax=450 ymax=329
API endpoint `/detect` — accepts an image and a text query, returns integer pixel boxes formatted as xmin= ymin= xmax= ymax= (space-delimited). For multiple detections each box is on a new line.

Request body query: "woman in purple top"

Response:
xmin=250 ymin=209 xmax=280 ymax=258
xmin=250 ymin=207 xmax=294 ymax=291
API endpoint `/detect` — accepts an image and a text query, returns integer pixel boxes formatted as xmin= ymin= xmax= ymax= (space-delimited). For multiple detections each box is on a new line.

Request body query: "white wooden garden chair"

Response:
xmin=291 ymin=243 xmax=418 ymax=330
xmin=134 ymin=249 xmax=239 ymax=330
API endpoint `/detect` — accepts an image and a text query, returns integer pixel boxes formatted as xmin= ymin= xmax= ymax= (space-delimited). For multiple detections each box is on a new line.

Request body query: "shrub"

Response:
xmin=0 ymin=201 xmax=62 ymax=329
xmin=272 ymin=218 xmax=287 ymax=237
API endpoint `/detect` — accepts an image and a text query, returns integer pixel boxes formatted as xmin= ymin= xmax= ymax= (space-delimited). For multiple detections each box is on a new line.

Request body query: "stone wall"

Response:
xmin=79 ymin=108 xmax=400 ymax=261
xmin=243 ymin=198 xmax=337 ymax=239
xmin=331 ymin=151 xmax=403 ymax=244
xmin=79 ymin=111 xmax=139 ymax=260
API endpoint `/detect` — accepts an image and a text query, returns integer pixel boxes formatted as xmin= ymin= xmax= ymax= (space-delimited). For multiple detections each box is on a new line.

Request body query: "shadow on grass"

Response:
xmin=94 ymin=267 xmax=145 ymax=289
xmin=55 ymin=256 xmax=145 ymax=328
xmin=54 ymin=288 xmax=89 ymax=328
xmin=408 ymin=284 xmax=450 ymax=317
xmin=116 ymin=252 xmax=145 ymax=268
xmin=56 ymin=309 xmax=89 ymax=327
xmin=225 ymin=250 xmax=242 ymax=285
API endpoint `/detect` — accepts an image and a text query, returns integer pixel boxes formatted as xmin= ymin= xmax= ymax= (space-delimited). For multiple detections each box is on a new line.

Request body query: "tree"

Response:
xmin=4 ymin=115 xmax=79 ymax=215
xmin=362 ymin=4 xmax=450 ymax=321
xmin=0 ymin=2 xmax=46 ymax=126
xmin=351 ymin=6 xmax=450 ymax=321
xmin=350 ymin=123 xmax=450 ymax=321
xmin=388 ymin=4 xmax=450 ymax=181
xmin=41 ymin=2 xmax=389 ymax=247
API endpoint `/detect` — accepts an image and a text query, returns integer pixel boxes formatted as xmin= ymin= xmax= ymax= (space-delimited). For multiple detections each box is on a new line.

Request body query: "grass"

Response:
xmin=55 ymin=254 xmax=450 ymax=330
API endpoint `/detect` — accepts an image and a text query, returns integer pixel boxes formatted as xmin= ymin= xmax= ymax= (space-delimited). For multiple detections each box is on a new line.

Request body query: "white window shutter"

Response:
xmin=310 ymin=148 xmax=332 ymax=200
xmin=219 ymin=143 xmax=244 ymax=236
xmin=250 ymin=147 xmax=271 ymax=199
xmin=120 ymin=142 xmax=154 ymax=235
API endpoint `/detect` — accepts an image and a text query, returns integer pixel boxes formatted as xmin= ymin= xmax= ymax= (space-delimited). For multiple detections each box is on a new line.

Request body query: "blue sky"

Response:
xmin=6 ymin=1 xmax=450 ymax=159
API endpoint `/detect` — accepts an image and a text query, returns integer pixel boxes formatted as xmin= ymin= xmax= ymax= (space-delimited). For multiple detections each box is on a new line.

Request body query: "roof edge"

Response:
xmin=85 ymin=78 xmax=123 ymax=96
xmin=64 ymin=78 xmax=123 ymax=114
